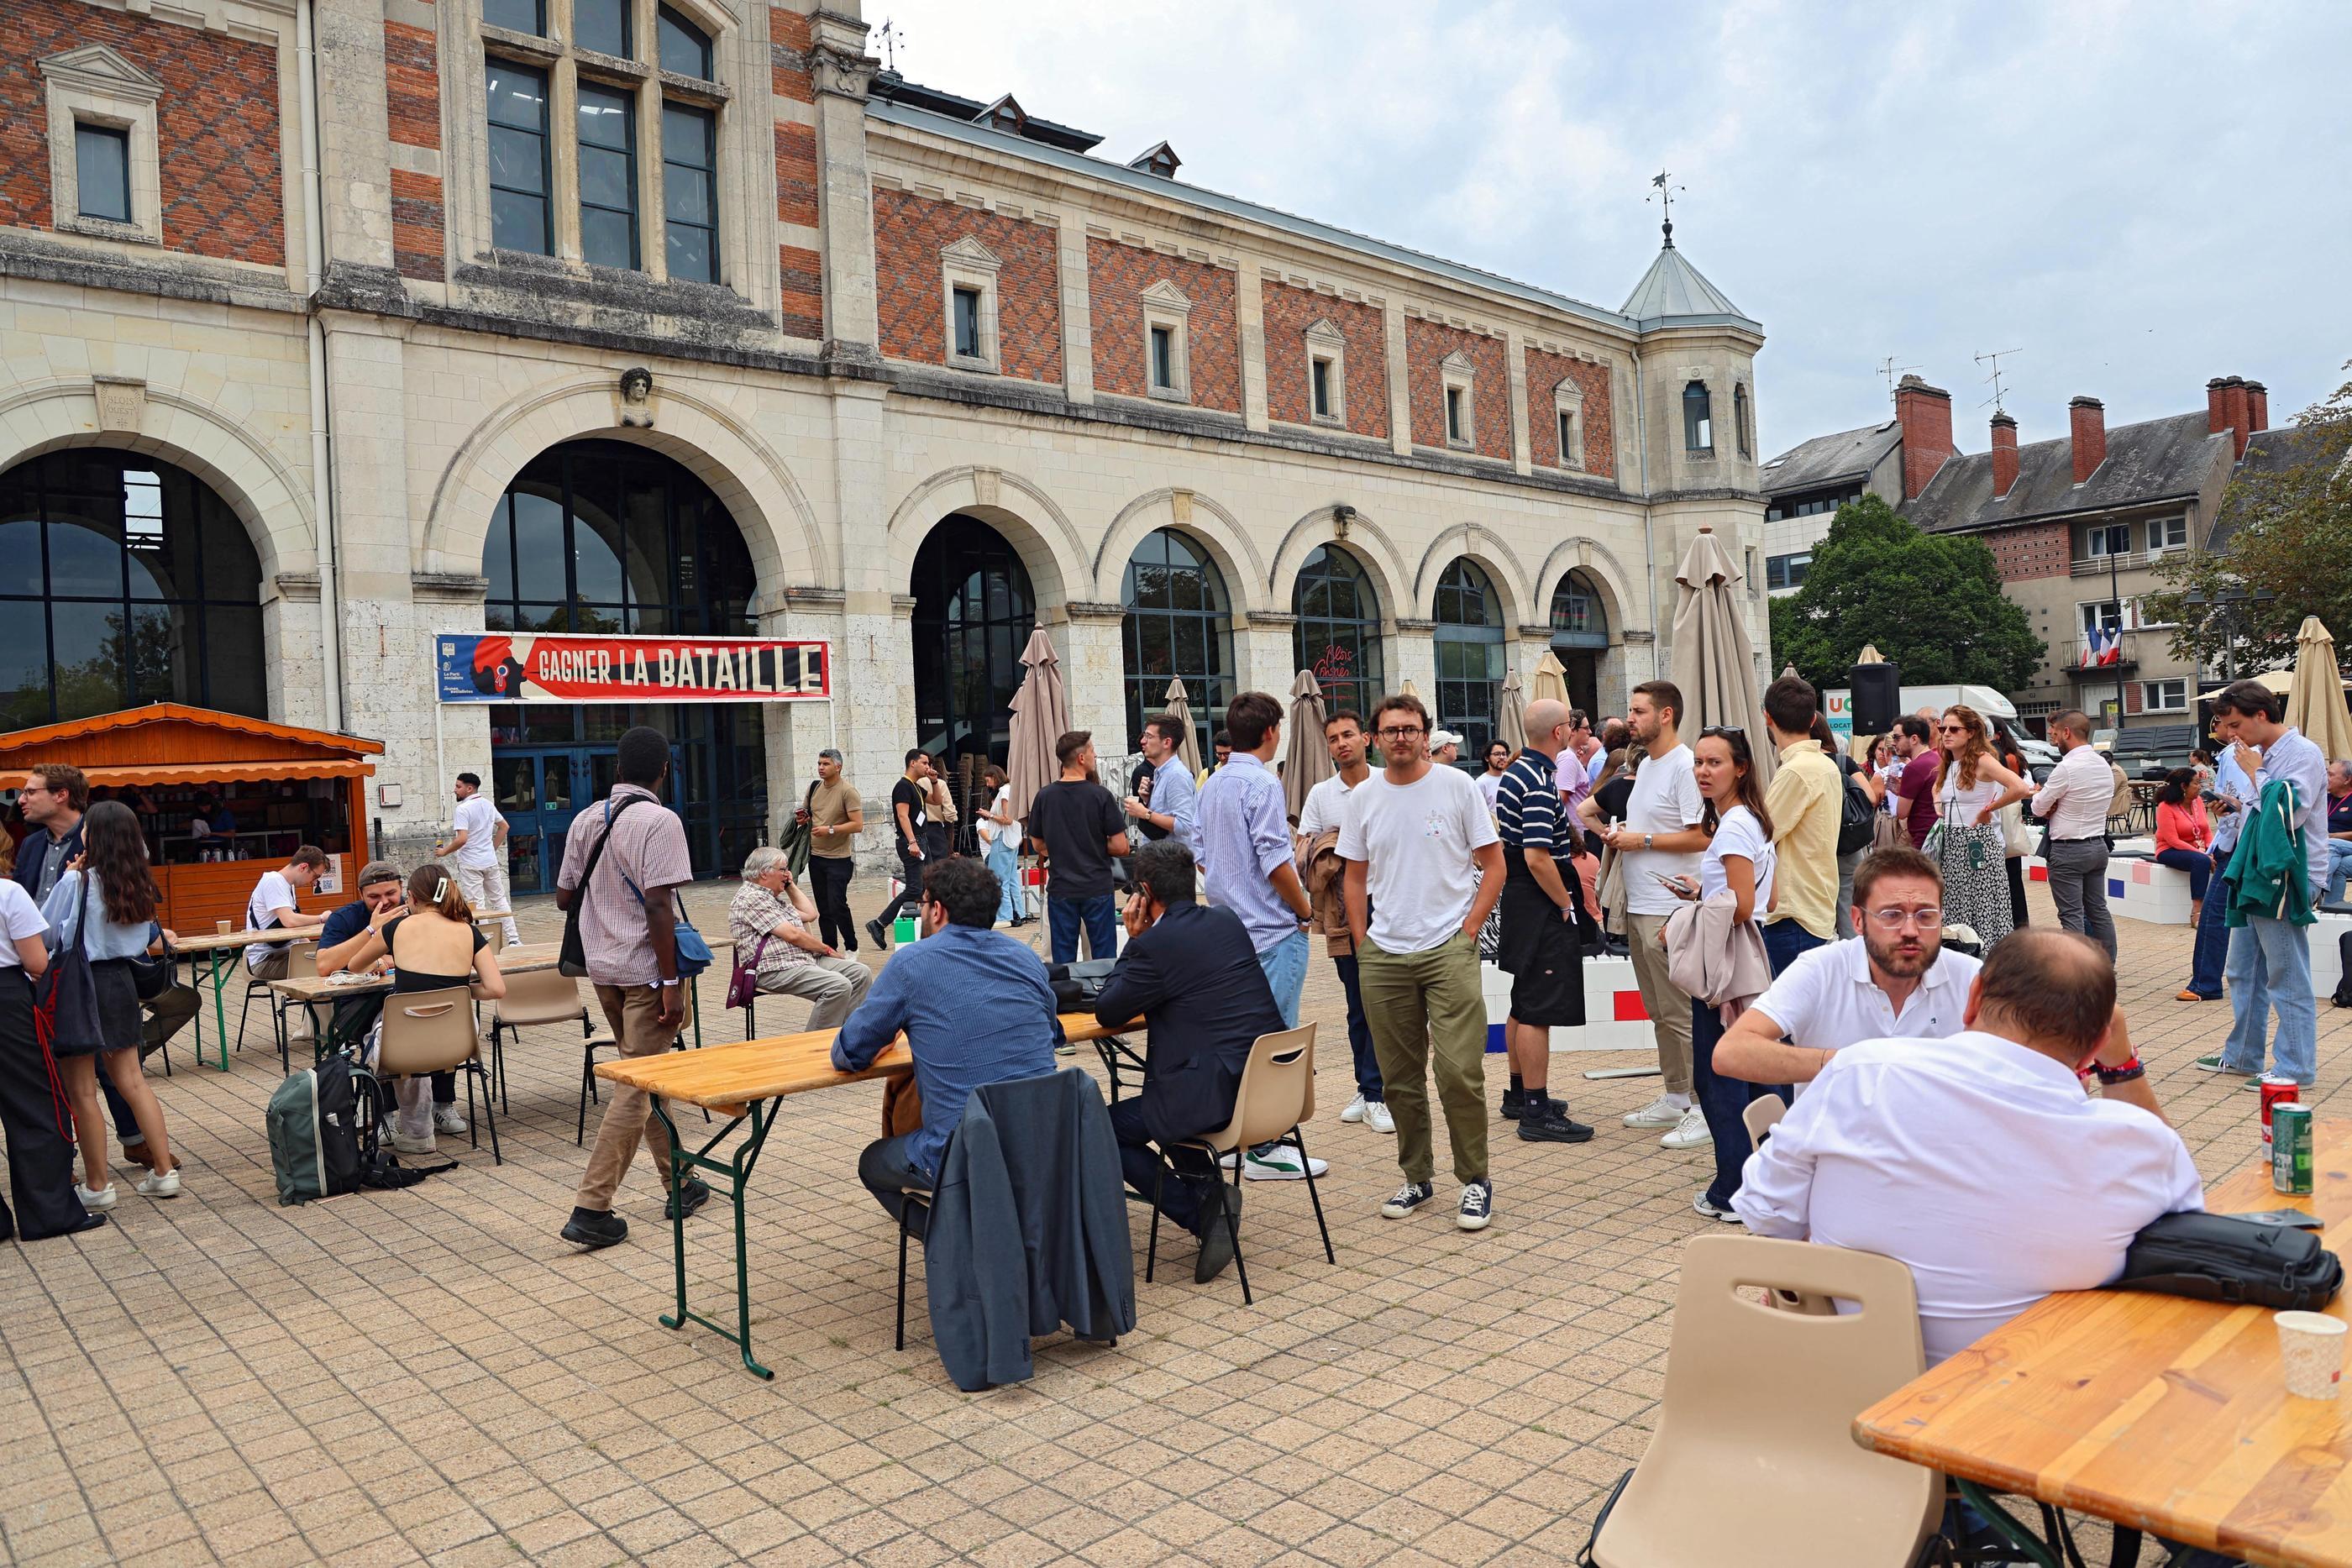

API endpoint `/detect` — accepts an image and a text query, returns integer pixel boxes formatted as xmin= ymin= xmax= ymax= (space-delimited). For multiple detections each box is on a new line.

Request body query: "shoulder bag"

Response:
xmin=724 ymin=934 xmax=771 ymax=1010
xmin=2112 ymin=1209 xmax=2342 ymax=1310
xmin=558 ymin=796 xmax=646 ymax=978
xmin=601 ymin=797 xmax=714 ymax=981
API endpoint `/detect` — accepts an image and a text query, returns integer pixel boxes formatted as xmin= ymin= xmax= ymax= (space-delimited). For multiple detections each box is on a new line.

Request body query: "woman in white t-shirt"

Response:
xmin=0 ymin=878 xmax=105 ymax=1240
xmin=974 ymin=763 xmax=1023 ymax=926
xmin=1665 ymin=727 xmax=1778 ymax=1222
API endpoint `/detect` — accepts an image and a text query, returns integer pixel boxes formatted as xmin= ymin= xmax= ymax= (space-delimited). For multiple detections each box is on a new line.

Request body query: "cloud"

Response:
xmin=873 ymin=0 xmax=2351 ymax=454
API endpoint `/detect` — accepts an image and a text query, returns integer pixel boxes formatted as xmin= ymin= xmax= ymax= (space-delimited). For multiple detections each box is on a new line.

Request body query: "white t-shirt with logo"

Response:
xmin=1336 ymin=764 xmax=1499 ymax=955
xmin=245 ymin=870 xmax=297 ymax=971
xmin=1624 ymin=743 xmax=1704 ymax=915
xmin=454 ymin=794 xmax=501 ymax=870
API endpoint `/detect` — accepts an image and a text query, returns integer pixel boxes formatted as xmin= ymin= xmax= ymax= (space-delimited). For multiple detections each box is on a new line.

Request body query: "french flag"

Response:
xmin=2098 ymin=626 xmax=2124 ymax=666
xmin=2080 ymin=625 xmax=2106 ymax=668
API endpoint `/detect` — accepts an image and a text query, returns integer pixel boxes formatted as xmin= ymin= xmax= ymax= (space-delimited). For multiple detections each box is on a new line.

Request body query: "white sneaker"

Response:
xmin=77 ymin=1183 xmax=118 ymax=1211
xmin=433 ymin=1107 xmax=469 ymax=1135
xmin=1242 ymin=1146 xmax=1330 ymax=1181
xmin=1340 ymin=1093 xmax=1368 ymax=1124
xmin=1623 ymin=1093 xmax=1688 ymax=1129
xmin=1660 ymin=1106 xmax=1710 ymax=1151
xmin=1365 ymin=1100 xmax=1396 ymax=1135
xmin=388 ymin=1130 xmax=438 ymax=1156
xmin=135 ymin=1167 xmax=181 ymax=1198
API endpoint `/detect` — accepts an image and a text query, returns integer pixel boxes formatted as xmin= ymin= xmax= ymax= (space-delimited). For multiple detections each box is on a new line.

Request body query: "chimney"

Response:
xmin=1990 ymin=411 xmax=2019 ymax=498
xmin=2069 ymin=396 xmax=2106 ymax=484
xmin=2223 ymin=377 xmax=2252 ymax=459
xmin=2206 ymin=375 xmax=2260 ymax=459
xmin=1894 ymin=374 xmax=1955 ymax=499
xmin=2247 ymin=380 xmax=2270 ymax=438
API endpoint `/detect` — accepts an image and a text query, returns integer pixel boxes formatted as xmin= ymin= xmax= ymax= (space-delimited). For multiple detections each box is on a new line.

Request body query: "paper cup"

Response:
xmin=214 ymin=920 xmax=232 ymax=936
xmin=2276 ymin=1311 xmax=2346 ymax=1399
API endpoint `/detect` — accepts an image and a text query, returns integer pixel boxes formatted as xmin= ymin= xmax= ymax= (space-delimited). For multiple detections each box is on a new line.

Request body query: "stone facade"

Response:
xmin=0 ymin=0 xmax=1768 ymax=873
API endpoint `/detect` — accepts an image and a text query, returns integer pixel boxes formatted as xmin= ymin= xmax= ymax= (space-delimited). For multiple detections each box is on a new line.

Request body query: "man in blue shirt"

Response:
xmin=834 ymin=855 xmax=1058 ymax=1229
xmin=1121 ymin=714 xmax=1199 ymax=856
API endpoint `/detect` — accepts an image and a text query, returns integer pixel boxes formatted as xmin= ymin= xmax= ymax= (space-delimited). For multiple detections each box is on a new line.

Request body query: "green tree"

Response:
xmin=2144 ymin=365 xmax=2352 ymax=676
xmin=1768 ymin=493 xmax=2043 ymax=693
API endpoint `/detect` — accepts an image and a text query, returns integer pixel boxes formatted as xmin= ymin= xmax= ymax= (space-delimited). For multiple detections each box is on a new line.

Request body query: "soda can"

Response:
xmin=2273 ymin=1104 xmax=2313 ymax=1196
xmin=2262 ymin=1076 xmax=2302 ymax=1153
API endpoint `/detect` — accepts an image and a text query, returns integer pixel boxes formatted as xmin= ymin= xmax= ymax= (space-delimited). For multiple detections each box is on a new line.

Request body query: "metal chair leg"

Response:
xmin=1222 ymin=1164 xmax=1252 ymax=1306
xmin=1146 ymin=1161 xmax=1164 ymax=1282
xmin=1293 ymin=1129 xmax=1336 ymax=1264
xmin=477 ymin=1060 xmax=501 ymax=1165
xmin=895 ymin=1205 xmax=911 ymax=1351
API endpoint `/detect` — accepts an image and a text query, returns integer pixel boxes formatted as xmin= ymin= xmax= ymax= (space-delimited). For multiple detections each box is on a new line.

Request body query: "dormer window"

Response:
xmin=979 ymin=94 xmax=1027 ymax=134
xmin=1126 ymin=140 xmax=1181 ymax=179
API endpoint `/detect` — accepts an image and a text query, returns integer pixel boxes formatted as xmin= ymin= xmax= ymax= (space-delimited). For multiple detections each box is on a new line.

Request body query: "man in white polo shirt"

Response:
xmin=438 ymin=772 xmax=519 ymax=947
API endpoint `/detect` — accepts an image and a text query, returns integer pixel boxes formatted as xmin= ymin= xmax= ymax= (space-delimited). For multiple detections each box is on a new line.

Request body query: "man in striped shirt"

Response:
xmin=1494 ymin=698 xmax=1595 ymax=1143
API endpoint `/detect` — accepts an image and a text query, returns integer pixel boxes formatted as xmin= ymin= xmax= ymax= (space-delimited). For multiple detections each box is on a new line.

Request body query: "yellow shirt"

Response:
xmin=1763 ymin=740 xmax=1843 ymax=940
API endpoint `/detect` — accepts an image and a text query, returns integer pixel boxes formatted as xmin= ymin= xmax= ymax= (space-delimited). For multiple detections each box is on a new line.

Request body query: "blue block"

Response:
xmin=2108 ymin=878 xmax=2126 ymax=899
xmin=1485 ymin=1021 xmax=1506 ymax=1054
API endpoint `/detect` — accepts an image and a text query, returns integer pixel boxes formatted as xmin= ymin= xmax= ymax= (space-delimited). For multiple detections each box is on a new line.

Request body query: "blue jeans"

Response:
xmin=1332 ymin=953 xmax=1383 ymax=1102
xmin=1047 ymin=894 xmax=1118 ymax=964
xmin=984 ymin=836 xmax=1021 ymax=924
xmin=1760 ymin=918 xmax=1828 ymax=978
xmin=1256 ymin=927 xmax=1310 ymax=1030
xmin=2223 ymin=913 xmax=2318 ymax=1083
xmin=1693 ymin=997 xmax=1790 ymax=1209
xmin=2153 ymin=847 xmax=2213 ymax=901
xmin=2187 ymin=852 xmax=2229 ymax=998
xmin=2328 ymin=840 xmax=2352 ymax=905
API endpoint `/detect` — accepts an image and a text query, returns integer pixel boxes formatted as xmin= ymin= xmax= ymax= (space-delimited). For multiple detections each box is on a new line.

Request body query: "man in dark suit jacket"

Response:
xmin=1093 ymin=840 xmax=1283 ymax=1283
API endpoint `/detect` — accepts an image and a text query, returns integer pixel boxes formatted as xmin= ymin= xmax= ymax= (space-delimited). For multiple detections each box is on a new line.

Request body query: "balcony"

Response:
xmin=2064 ymin=629 xmax=2141 ymax=678
xmin=2071 ymin=545 xmax=2187 ymax=576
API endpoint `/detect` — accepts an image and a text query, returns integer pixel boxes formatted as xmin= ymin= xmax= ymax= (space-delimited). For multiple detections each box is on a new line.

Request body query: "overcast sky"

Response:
xmin=871 ymin=0 xmax=2350 ymax=459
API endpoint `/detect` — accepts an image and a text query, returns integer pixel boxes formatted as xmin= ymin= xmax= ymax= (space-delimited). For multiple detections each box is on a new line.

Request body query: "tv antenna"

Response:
xmin=1646 ymin=170 xmax=1684 ymax=247
xmin=874 ymin=16 xmax=905 ymax=71
xmin=1975 ymin=347 xmax=2023 ymax=413
xmin=1877 ymin=356 xmax=1919 ymax=401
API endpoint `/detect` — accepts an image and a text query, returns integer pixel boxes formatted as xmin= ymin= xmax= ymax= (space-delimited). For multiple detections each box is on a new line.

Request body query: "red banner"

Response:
xmin=435 ymin=632 xmax=831 ymax=704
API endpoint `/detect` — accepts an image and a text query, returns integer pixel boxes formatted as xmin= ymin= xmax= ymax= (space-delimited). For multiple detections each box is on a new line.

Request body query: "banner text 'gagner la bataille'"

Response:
xmin=434 ymin=632 xmax=831 ymax=704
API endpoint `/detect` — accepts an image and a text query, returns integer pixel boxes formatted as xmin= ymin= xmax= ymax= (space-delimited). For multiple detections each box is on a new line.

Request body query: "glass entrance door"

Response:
xmin=493 ymin=748 xmax=607 ymax=894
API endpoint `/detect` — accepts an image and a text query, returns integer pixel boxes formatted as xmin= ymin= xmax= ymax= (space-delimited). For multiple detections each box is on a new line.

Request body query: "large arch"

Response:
xmin=885 ymin=464 xmax=1089 ymax=614
xmin=1412 ymin=522 xmax=1531 ymax=629
xmin=421 ymin=375 xmax=828 ymax=595
xmin=1264 ymin=503 xmax=1410 ymax=627
xmin=1533 ymin=534 xmax=1643 ymax=637
xmin=0 ymin=378 xmax=309 ymax=583
xmin=1091 ymin=486 xmax=1263 ymax=616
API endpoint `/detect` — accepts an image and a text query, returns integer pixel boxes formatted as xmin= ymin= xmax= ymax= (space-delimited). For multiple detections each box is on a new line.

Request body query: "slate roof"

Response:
xmin=1903 ymin=411 xmax=2229 ymax=534
xmin=869 ymin=74 xmax=1104 ymax=153
xmin=1619 ymin=242 xmax=1759 ymax=332
xmin=2204 ymin=420 xmax=2352 ymax=554
xmin=1760 ymin=418 xmax=1901 ymax=496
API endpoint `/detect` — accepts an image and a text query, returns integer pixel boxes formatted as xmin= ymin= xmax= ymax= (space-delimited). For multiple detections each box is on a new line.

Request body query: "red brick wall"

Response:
xmin=0 ymin=0 xmax=284 ymax=265
xmin=774 ymin=123 xmax=816 ymax=228
xmin=384 ymin=21 xmax=443 ymax=281
xmin=1525 ymin=349 xmax=1614 ymax=475
xmin=769 ymin=6 xmax=813 ymax=104
xmin=1981 ymin=520 xmax=2070 ymax=581
xmin=1262 ymin=282 xmax=1386 ymax=439
xmin=1087 ymin=238 xmax=1240 ymax=414
xmin=769 ymin=7 xmax=818 ymax=334
xmin=778 ymin=244 xmax=822 ymax=340
xmin=391 ymin=170 xmax=445 ymax=281
xmin=1405 ymin=318 xmax=1509 ymax=459
xmin=872 ymin=190 xmax=1061 ymax=382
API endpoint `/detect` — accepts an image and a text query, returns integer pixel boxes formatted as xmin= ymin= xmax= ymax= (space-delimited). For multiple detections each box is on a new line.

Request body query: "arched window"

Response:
xmin=655 ymin=4 xmax=712 ymax=77
xmin=1432 ymin=557 xmax=1504 ymax=759
xmin=0 ymin=451 xmax=265 ymax=726
xmin=1683 ymin=380 xmax=1714 ymax=453
xmin=1734 ymin=383 xmax=1751 ymax=458
xmin=1292 ymin=543 xmax=1383 ymax=721
xmin=912 ymin=516 xmax=1035 ymax=770
xmin=1121 ymin=528 xmax=1233 ymax=759
xmin=1549 ymin=570 xmax=1609 ymax=648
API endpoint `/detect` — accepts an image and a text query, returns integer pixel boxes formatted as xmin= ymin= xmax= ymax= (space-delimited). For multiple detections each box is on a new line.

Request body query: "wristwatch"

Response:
xmin=1643 ymin=832 xmax=1653 ymax=851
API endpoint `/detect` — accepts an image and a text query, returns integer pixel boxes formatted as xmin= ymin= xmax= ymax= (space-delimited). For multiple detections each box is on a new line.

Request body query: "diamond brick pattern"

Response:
xmin=1088 ymin=237 xmax=1239 ymax=414
xmin=1526 ymin=347 xmax=1615 ymax=476
xmin=874 ymin=188 xmax=1062 ymax=383
xmin=1405 ymin=317 xmax=1509 ymax=460
xmin=0 ymin=0 xmax=283 ymax=265
xmin=1262 ymin=281 xmax=1389 ymax=439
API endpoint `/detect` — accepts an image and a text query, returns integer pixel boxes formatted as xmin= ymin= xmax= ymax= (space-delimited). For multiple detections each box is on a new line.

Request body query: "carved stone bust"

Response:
xmin=617 ymin=366 xmax=654 ymax=427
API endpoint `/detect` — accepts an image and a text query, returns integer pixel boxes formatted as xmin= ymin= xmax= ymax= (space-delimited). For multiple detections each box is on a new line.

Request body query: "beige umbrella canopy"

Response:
xmin=2287 ymin=616 xmax=2352 ymax=764
xmin=1399 ymin=678 xmax=1420 ymax=698
xmin=1670 ymin=526 xmax=1775 ymax=789
xmin=1283 ymin=670 xmax=1333 ymax=822
xmin=1531 ymin=650 xmax=1569 ymax=706
xmin=1497 ymin=669 xmax=1528 ymax=753
xmin=1004 ymin=626 xmax=1068 ymax=824
xmin=1157 ymin=677 xmax=1205 ymax=778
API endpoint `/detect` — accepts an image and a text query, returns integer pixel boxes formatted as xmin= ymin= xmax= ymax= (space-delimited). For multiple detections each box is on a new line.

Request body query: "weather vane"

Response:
xmin=1647 ymin=170 xmax=1684 ymax=248
xmin=874 ymin=16 xmax=903 ymax=71
xmin=1974 ymin=347 xmax=2023 ymax=413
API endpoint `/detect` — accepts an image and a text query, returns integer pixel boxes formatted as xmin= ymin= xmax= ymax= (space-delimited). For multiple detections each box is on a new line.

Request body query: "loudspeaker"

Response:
xmin=1849 ymin=663 xmax=1901 ymax=734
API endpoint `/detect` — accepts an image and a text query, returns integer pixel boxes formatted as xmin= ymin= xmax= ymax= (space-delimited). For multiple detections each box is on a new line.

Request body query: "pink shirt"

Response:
xmin=556 ymin=783 xmax=695 ymax=987
xmin=2155 ymin=799 xmax=2210 ymax=856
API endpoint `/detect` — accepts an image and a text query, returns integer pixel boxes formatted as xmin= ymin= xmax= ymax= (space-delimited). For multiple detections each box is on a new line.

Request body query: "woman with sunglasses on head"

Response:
xmin=339 ymin=867 xmax=505 ymax=1156
xmin=1930 ymin=705 xmax=2034 ymax=949
xmin=1661 ymin=726 xmax=1778 ymax=1221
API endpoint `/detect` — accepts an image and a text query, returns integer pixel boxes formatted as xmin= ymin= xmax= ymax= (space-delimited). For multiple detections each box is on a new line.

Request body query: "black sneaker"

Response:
xmin=560 ymin=1207 xmax=628 ymax=1249
xmin=1518 ymin=1104 xmax=1596 ymax=1144
xmin=1380 ymin=1181 xmax=1437 ymax=1219
xmin=1457 ymin=1179 xmax=1493 ymax=1231
xmin=1499 ymin=1088 xmax=1526 ymax=1121
xmin=1194 ymin=1185 xmax=1242 ymax=1284
xmin=865 ymin=917 xmax=890 ymax=950
xmin=665 ymin=1176 xmax=711 ymax=1221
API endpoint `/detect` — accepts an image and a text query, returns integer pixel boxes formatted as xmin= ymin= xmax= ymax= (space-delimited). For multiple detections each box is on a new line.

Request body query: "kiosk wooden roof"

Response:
xmin=0 ymin=704 xmax=383 ymax=789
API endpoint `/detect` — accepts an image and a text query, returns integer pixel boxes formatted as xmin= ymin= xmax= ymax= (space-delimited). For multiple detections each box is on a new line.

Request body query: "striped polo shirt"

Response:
xmin=1494 ymin=748 xmax=1566 ymax=853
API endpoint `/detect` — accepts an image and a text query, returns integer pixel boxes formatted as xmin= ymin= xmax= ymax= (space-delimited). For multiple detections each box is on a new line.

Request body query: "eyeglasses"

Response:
xmin=1938 ymin=724 xmax=1966 ymax=735
xmin=1866 ymin=906 xmax=1944 ymax=930
xmin=1377 ymin=726 xmax=1425 ymax=740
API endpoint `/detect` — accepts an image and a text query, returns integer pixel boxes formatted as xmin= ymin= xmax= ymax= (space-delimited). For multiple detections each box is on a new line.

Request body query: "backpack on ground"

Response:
xmin=1836 ymin=776 xmax=1878 ymax=857
xmin=266 ymin=1051 xmax=372 ymax=1205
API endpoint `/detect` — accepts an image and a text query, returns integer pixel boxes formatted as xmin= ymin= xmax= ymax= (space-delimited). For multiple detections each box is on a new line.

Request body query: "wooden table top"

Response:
xmin=1853 ymin=1116 xmax=2352 ymax=1567
xmin=266 ymin=941 xmax=565 ymax=1003
xmin=172 ymin=926 xmax=301 ymax=953
xmin=595 ymin=1011 xmax=1133 ymax=1113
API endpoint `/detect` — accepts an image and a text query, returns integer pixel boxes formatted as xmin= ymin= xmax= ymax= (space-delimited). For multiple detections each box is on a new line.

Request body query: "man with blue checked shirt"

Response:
xmin=1494 ymin=698 xmax=1595 ymax=1144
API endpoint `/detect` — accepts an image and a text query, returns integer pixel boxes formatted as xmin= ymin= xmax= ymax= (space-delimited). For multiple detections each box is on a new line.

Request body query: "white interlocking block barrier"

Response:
xmin=1482 ymin=957 xmax=1656 ymax=1053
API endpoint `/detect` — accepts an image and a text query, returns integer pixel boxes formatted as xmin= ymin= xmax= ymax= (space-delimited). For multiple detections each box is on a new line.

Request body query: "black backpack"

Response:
xmin=1836 ymin=775 xmax=1878 ymax=857
xmin=2334 ymin=931 xmax=2352 ymax=1009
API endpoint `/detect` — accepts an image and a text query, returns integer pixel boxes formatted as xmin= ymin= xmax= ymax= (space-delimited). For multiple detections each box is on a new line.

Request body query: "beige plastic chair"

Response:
xmin=1742 ymin=1093 xmax=1787 ymax=1152
xmin=1146 ymin=1023 xmax=1334 ymax=1305
xmin=377 ymin=985 xmax=500 ymax=1163
xmin=1586 ymin=1235 xmax=1938 ymax=1566
xmin=486 ymin=964 xmax=591 ymax=1114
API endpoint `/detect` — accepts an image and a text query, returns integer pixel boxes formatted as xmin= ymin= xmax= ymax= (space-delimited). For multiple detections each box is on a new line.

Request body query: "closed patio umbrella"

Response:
xmin=1158 ymin=677 xmax=1205 ymax=778
xmin=2287 ymin=616 xmax=2352 ymax=765
xmin=1670 ymin=526 xmax=1775 ymax=789
xmin=1497 ymin=668 xmax=1528 ymax=753
xmin=1283 ymin=670 xmax=1332 ymax=822
xmin=1531 ymin=650 xmax=1569 ymax=706
xmin=1004 ymin=626 xmax=1068 ymax=825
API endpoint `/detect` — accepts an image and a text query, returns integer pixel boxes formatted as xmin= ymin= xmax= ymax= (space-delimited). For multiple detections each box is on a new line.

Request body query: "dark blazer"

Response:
xmin=1093 ymin=901 xmax=1283 ymax=1147
xmin=10 ymin=819 xmax=82 ymax=902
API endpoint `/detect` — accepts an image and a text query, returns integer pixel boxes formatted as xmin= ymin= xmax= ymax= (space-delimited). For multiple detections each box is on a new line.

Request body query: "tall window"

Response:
xmin=1734 ymin=383 xmax=1751 ymax=457
xmin=1433 ymin=558 xmax=1504 ymax=759
xmin=483 ymin=0 xmax=543 ymax=33
xmin=1149 ymin=326 xmax=1175 ymax=391
xmin=486 ymin=61 xmax=552 ymax=254
xmin=911 ymin=516 xmax=1035 ymax=769
xmin=661 ymin=102 xmax=717 ymax=282
xmin=1683 ymin=380 xmax=1713 ymax=453
xmin=0 ymin=452 xmax=265 ymax=726
xmin=572 ymin=0 xmax=629 ymax=56
xmin=1311 ymin=357 xmax=1332 ymax=419
xmin=575 ymin=83 xmax=638 ymax=269
xmin=1557 ymin=407 xmax=1580 ymax=469
xmin=1121 ymin=529 xmax=1234 ymax=759
xmin=74 ymin=123 xmax=130 ymax=223
xmin=952 ymin=286 xmax=983 ymax=359
xmin=1446 ymin=386 xmax=1467 ymax=442
xmin=1293 ymin=544 xmax=1383 ymax=721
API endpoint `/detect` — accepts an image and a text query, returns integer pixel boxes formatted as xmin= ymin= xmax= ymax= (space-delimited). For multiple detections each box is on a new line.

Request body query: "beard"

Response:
xmin=1863 ymin=926 xmax=1938 ymax=980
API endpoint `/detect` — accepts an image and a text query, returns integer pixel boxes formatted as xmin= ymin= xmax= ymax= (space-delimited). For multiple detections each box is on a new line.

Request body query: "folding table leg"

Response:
xmin=207 ymin=948 xmax=232 ymax=1072
xmin=1950 ymin=1479 xmax=2062 ymax=1568
xmin=650 ymin=1095 xmax=776 ymax=1379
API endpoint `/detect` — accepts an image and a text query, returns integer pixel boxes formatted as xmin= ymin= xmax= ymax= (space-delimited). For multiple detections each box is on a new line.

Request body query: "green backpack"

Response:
xmin=265 ymin=1054 xmax=370 ymax=1205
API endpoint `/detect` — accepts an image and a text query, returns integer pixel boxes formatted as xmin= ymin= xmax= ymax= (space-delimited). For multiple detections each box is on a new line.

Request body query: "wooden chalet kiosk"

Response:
xmin=1 ymin=704 xmax=381 ymax=931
